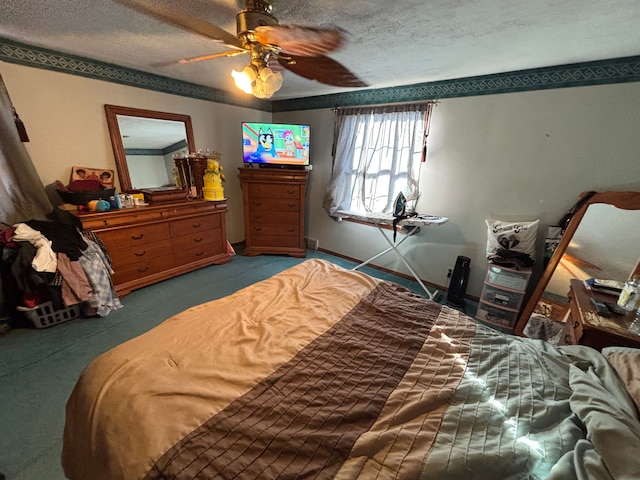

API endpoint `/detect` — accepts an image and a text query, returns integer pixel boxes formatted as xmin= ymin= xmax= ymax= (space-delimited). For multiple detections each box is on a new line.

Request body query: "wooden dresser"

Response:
xmin=74 ymin=200 xmax=231 ymax=297
xmin=560 ymin=279 xmax=640 ymax=350
xmin=239 ymin=167 xmax=309 ymax=258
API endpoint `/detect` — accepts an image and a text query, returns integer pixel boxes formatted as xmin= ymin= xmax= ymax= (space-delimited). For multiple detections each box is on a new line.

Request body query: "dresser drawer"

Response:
xmin=169 ymin=214 xmax=221 ymax=237
xmin=248 ymin=183 xmax=300 ymax=199
xmin=248 ymin=224 xmax=299 ymax=237
xmin=80 ymin=210 xmax=164 ymax=229
xmin=248 ymin=211 xmax=299 ymax=225
xmin=162 ymin=202 xmax=223 ymax=219
xmin=250 ymin=235 xmax=301 ymax=248
xmin=107 ymin=239 xmax=172 ymax=268
xmin=111 ymin=254 xmax=174 ymax=285
xmin=173 ymin=241 xmax=225 ymax=265
xmin=98 ymin=223 xmax=170 ymax=251
xmin=171 ymin=231 xmax=216 ymax=251
xmin=248 ymin=198 xmax=300 ymax=212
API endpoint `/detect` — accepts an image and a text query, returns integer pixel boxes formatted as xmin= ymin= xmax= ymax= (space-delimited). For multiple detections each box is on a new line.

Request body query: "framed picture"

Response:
xmin=70 ymin=166 xmax=114 ymax=188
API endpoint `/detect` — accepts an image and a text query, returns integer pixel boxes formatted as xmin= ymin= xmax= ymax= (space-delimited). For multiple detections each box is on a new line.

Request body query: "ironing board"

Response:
xmin=336 ymin=211 xmax=449 ymax=299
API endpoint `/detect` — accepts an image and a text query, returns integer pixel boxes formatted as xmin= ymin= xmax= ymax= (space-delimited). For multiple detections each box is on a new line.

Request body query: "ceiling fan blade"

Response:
xmin=255 ymin=25 xmax=345 ymax=56
xmin=151 ymin=50 xmax=247 ymax=67
xmin=116 ymin=0 xmax=244 ymax=50
xmin=278 ymin=54 xmax=368 ymax=88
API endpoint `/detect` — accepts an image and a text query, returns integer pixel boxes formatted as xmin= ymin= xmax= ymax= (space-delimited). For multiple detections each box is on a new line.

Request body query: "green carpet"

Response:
xmin=0 ymin=250 xmax=472 ymax=479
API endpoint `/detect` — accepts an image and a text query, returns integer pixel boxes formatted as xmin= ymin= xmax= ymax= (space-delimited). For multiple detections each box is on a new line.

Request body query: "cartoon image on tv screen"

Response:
xmin=256 ymin=128 xmax=277 ymax=160
xmin=243 ymin=123 xmax=310 ymax=165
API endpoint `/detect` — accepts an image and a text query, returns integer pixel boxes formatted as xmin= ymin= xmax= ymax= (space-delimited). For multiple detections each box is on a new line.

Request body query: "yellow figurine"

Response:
xmin=203 ymin=152 xmax=225 ymax=201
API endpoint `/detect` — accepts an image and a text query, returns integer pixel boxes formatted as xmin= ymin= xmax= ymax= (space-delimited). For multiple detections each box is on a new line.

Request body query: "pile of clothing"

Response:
xmin=0 ymin=217 xmax=122 ymax=324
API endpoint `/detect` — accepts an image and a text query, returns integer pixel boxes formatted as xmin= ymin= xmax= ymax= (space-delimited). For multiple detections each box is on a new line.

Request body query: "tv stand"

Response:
xmin=239 ymin=167 xmax=310 ymax=258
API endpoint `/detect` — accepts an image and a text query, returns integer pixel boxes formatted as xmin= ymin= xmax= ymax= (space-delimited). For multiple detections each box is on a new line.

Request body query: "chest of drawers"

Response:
xmin=239 ymin=168 xmax=309 ymax=258
xmin=74 ymin=200 xmax=230 ymax=297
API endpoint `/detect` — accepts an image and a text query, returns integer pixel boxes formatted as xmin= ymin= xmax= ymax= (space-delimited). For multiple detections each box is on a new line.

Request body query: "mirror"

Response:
xmin=514 ymin=191 xmax=640 ymax=336
xmin=104 ymin=105 xmax=195 ymax=192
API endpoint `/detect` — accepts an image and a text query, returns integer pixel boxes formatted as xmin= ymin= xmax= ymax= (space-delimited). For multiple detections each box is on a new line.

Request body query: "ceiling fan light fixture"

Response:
xmin=263 ymin=69 xmax=283 ymax=90
xmin=233 ymin=61 xmax=283 ymax=98
xmin=231 ymin=65 xmax=257 ymax=94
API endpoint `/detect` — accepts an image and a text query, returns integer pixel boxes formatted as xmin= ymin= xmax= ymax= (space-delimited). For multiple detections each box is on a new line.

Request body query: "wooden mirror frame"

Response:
xmin=514 ymin=190 xmax=640 ymax=336
xmin=104 ymin=104 xmax=196 ymax=192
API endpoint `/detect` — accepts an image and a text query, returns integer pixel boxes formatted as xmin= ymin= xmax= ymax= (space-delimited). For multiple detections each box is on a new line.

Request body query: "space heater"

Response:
xmin=447 ymin=256 xmax=471 ymax=307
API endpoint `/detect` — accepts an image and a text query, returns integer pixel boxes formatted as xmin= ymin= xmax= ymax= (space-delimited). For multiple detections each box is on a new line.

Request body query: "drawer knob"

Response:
xmin=195 ymin=251 xmax=205 ymax=257
xmin=192 ymin=223 xmax=201 ymax=228
xmin=131 ymin=234 xmax=144 ymax=240
xmin=287 ymin=228 xmax=295 ymax=232
xmin=137 ymin=266 xmax=149 ymax=273
xmin=134 ymin=251 xmax=147 ymax=257
xmin=255 ymin=226 xmax=262 ymax=231
xmin=287 ymin=189 xmax=295 ymax=194
xmin=288 ymin=203 xmax=295 ymax=208
xmin=254 ymin=214 xmax=263 ymax=219
xmin=193 ymin=237 xmax=203 ymax=243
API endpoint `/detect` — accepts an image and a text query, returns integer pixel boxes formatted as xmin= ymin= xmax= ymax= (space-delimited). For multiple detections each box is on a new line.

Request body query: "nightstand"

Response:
xmin=560 ymin=279 xmax=640 ymax=350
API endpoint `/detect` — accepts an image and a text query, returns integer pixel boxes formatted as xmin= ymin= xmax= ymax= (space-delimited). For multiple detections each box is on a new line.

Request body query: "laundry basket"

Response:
xmin=17 ymin=302 xmax=82 ymax=329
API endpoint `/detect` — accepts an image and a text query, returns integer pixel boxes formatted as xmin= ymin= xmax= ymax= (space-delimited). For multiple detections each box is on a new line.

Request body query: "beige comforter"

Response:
xmin=62 ymin=259 xmax=640 ymax=479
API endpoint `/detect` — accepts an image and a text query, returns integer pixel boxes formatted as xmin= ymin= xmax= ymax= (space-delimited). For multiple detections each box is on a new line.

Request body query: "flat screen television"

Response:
xmin=242 ymin=122 xmax=310 ymax=167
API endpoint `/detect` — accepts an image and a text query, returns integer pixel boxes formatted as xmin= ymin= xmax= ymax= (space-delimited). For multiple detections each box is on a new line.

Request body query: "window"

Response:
xmin=323 ymin=102 xmax=433 ymax=217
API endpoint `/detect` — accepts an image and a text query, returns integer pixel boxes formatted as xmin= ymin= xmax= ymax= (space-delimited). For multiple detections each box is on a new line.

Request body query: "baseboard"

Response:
xmin=317 ymin=247 xmax=479 ymax=302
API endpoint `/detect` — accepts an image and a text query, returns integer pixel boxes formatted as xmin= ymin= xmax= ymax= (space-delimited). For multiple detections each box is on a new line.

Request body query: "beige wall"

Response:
xmin=1 ymin=61 xmax=270 ymax=243
xmin=5 ymin=60 xmax=640 ymax=298
xmin=276 ymin=82 xmax=640 ymax=297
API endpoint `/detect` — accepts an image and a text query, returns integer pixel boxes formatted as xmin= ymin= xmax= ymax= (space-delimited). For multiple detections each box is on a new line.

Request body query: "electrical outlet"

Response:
xmin=305 ymin=237 xmax=320 ymax=250
xmin=445 ymin=267 xmax=453 ymax=288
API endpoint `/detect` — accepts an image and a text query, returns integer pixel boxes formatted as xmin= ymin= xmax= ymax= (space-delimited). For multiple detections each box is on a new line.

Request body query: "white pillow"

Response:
xmin=485 ymin=219 xmax=539 ymax=260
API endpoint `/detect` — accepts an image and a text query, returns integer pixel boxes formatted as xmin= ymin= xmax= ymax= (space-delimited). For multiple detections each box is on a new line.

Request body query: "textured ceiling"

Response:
xmin=1 ymin=0 xmax=639 ymax=100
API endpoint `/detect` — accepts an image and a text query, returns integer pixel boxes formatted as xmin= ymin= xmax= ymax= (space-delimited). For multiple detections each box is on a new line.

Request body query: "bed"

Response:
xmin=62 ymin=259 xmax=640 ymax=479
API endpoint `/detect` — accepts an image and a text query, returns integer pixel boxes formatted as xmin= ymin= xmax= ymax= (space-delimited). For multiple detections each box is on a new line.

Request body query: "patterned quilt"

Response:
xmin=62 ymin=259 xmax=640 ymax=479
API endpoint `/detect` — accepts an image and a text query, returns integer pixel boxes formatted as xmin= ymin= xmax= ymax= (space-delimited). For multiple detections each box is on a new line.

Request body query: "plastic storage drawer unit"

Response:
xmin=486 ymin=265 xmax=530 ymax=291
xmin=476 ymin=302 xmax=519 ymax=328
xmin=481 ymin=284 xmax=525 ymax=310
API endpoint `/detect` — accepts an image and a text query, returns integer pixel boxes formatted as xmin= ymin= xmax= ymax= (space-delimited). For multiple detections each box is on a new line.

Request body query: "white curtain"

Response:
xmin=323 ymin=103 xmax=431 ymax=217
xmin=0 ymin=73 xmax=53 ymax=225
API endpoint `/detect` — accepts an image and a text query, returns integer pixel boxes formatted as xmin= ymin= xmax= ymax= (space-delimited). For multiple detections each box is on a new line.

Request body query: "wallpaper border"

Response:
xmin=273 ymin=55 xmax=640 ymax=112
xmin=0 ymin=38 xmax=271 ymax=112
xmin=1 ymin=37 xmax=639 ymax=113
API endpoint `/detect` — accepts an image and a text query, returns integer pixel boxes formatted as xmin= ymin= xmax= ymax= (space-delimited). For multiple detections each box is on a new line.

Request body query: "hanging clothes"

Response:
xmin=77 ymin=237 xmax=122 ymax=317
xmin=57 ymin=253 xmax=92 ymax=307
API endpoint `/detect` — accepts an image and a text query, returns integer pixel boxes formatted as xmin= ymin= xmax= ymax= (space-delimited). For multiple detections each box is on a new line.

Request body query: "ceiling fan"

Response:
xmin=117 ymin=0 xmax=368 ymax=98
